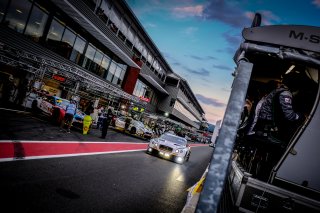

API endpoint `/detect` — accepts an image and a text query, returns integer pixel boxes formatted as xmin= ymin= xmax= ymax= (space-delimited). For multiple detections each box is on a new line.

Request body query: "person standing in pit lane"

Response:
xmin=60 ymin=99 xmax=77 ymax=133
xmin=100 ymin=108 xmax=113 ymax=139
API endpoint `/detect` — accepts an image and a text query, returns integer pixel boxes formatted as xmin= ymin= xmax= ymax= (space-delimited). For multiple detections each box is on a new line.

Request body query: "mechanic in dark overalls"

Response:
xmin=100 ymin=108 xmax=113 ymax=139
xmin=252 ymin=73 xmax=305 ymax=180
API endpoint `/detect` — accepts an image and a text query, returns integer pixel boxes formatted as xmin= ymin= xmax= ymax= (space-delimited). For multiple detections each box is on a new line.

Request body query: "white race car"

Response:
xmin=129 ymin=120 xmax=153 ymax=139
xmin=146 ymin=133 xmax=191 ymax=164
xmin=114 ymin=116 xmax=126 ymax=129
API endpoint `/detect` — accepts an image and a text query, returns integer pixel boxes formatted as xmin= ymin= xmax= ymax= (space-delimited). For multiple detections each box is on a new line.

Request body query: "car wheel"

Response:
xmin=186 ymin=152 xmax=190 ymax=162
xmin=130 ymin=127 xmax=136 ymax=134
xmin=31 ymin=101 xmax=38 ymax=113
xmin=51 ymin=108 xmax=60 ymax=124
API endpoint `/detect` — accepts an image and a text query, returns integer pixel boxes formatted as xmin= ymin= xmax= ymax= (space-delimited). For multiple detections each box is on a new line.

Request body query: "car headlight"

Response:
xmin=150 ymin=139 xmax=158 ymax=147
xmin=175 ymin=149 xmax=184 ymax=153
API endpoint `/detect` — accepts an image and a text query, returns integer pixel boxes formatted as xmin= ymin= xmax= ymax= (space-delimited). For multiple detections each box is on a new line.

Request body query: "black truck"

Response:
xmin=196 ymin=14 xmax=320 ymax=212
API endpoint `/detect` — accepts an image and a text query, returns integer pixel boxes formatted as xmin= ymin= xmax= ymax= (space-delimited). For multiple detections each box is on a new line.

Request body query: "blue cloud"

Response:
xmin=213 ymin=64 xmax=232 ymax=71
xmin=172 ymin=62 xmax=182 ymax=66
xmin=202 ymin=0 xmax=251 ymax=28
xmin=185 ymin=55 xmax=217 ymax=61
xmin=223 ymin=31 xmax=242 ymax=47
xmin=185 ymin=67 xmax=210 ymax=76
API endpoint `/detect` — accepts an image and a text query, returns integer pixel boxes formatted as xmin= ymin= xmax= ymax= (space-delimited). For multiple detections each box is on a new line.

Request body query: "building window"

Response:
xmin=70 ymin=36 xmax=86 ymax=64
xmin=135 ymin=38 xmax=143 ymax=53
xmin=109 ymin=6 xmax=120 ymax=31
xmin=165 ymin=76 xmax=179 ymax=87
xmin=118 ymin=69 xmax=125 ymax=85
xmin=117 ymin=63 xmax=127 ymax=86
xmin=46 ymin=18 xmax=65 ymax=53
xmin=100 ymin=55 xmax=111 ymax=78
xmin=106 ymin=61 xmax=116 ymax=82
xmin=47 ymin=18 xmax=65 ymax=41
xmin=60 ymin=27 xmax=76 ymax=58
xmin=147 ymin=53 xmax=153 ymax=67
xmin=82 ymin=43 xmax=96 ymax=70
xmin=4 ymin=0 xmax=32 ymax=33
xmin=24 ymin=3 xmax=48 ymax=42
xmin=133 ymin=80 xmax=143 ymax=97
xmin=170 ymin=98 xmax=176 ymax=107
xmin=92 ymin=49 xmax=103 ymax=75
xmin=162 ymin=74 xmax=166 ymax=82
xmin=112 ymin=66 xmax=120 ymax=84
xmin=127 ymin=27 xmax=135 ymax=43
xmin=0 ymin=0 xmax=9 ymax=22
xmin=133 ymin=80 xmax=157 ymax=105
xmin=120 ymin=18 xmax=129 ymax=37
xmin=105 ymin=60 xmax=127 ymax=86
xmin=99 ymin=0 xmax=111 ymax=21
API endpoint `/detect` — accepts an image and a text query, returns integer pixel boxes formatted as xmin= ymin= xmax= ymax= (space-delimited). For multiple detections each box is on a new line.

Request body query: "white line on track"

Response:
xmin=0 ymin=149 xmax=146 ymax=162
xmin=0 ymin=140 xmax=147 ymax=144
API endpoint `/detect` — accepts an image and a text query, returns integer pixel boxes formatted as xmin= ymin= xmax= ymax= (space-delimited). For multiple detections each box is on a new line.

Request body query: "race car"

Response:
xmin=31 ymin=95 xmax=84 ymax=126
xmin=32 ymin=95 xmax=69 ymax=123
xmin=71 ymin=109 xmax=87 ymax=130
xmin=128 ymin=120 xmax=154 ymax=139
xmin=146 ymin=133 xmax=191 ymax=164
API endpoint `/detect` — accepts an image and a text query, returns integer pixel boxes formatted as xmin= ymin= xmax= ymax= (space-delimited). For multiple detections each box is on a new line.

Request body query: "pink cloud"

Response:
xmin=312 ymin=0 xmax=320 ymax=7
xmin=201 ymin=102 xmax=225 ymax=124
xmin=172 ymin=5 xmax=204 ymax=17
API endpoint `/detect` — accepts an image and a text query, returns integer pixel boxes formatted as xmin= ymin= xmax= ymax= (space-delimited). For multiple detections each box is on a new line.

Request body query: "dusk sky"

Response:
xmin=126 ymin=0 xmax=320 ymax=124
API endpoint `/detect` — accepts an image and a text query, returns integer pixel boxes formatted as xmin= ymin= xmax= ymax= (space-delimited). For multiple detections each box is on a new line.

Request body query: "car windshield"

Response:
xmin=134 ymin=121 xmax=144 ymax=127
xmin=160 ymin=134 xmax=187 ymax=145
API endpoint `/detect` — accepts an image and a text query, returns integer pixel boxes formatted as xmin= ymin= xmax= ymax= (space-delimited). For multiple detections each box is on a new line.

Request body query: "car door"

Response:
xmin=39 ymin=96 xmax=54 ymax=115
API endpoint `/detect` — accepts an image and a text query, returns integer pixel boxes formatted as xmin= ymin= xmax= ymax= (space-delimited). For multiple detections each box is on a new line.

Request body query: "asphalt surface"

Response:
xmin=0 ymin=146 xmax=213 ymax=213
xmin=0 ymin=108 xmax=148 ymax=142
xmin=0 ymin=108 xmax=214 ymax=213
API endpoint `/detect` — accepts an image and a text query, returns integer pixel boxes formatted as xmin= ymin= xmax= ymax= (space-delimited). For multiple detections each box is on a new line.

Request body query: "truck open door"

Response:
xmin=196 ymin=13 xmax=320 ymax=212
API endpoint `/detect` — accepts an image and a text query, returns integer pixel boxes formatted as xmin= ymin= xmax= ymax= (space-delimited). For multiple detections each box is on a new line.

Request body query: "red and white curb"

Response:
xmin=0 ymin=140 xmax=208 ymax=162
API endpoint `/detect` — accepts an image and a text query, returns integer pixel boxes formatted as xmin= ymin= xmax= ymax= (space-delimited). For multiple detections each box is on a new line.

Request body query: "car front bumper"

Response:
xmin=147 ymin=147 xmax=185 ymax=163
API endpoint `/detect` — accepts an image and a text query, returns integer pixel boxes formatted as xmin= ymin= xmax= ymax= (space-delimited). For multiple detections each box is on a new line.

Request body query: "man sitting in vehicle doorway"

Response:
xmin=251 ymin=72 xmax=305 ymax=181
xmin=235 ymin=80 xmax=279 ymax=170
